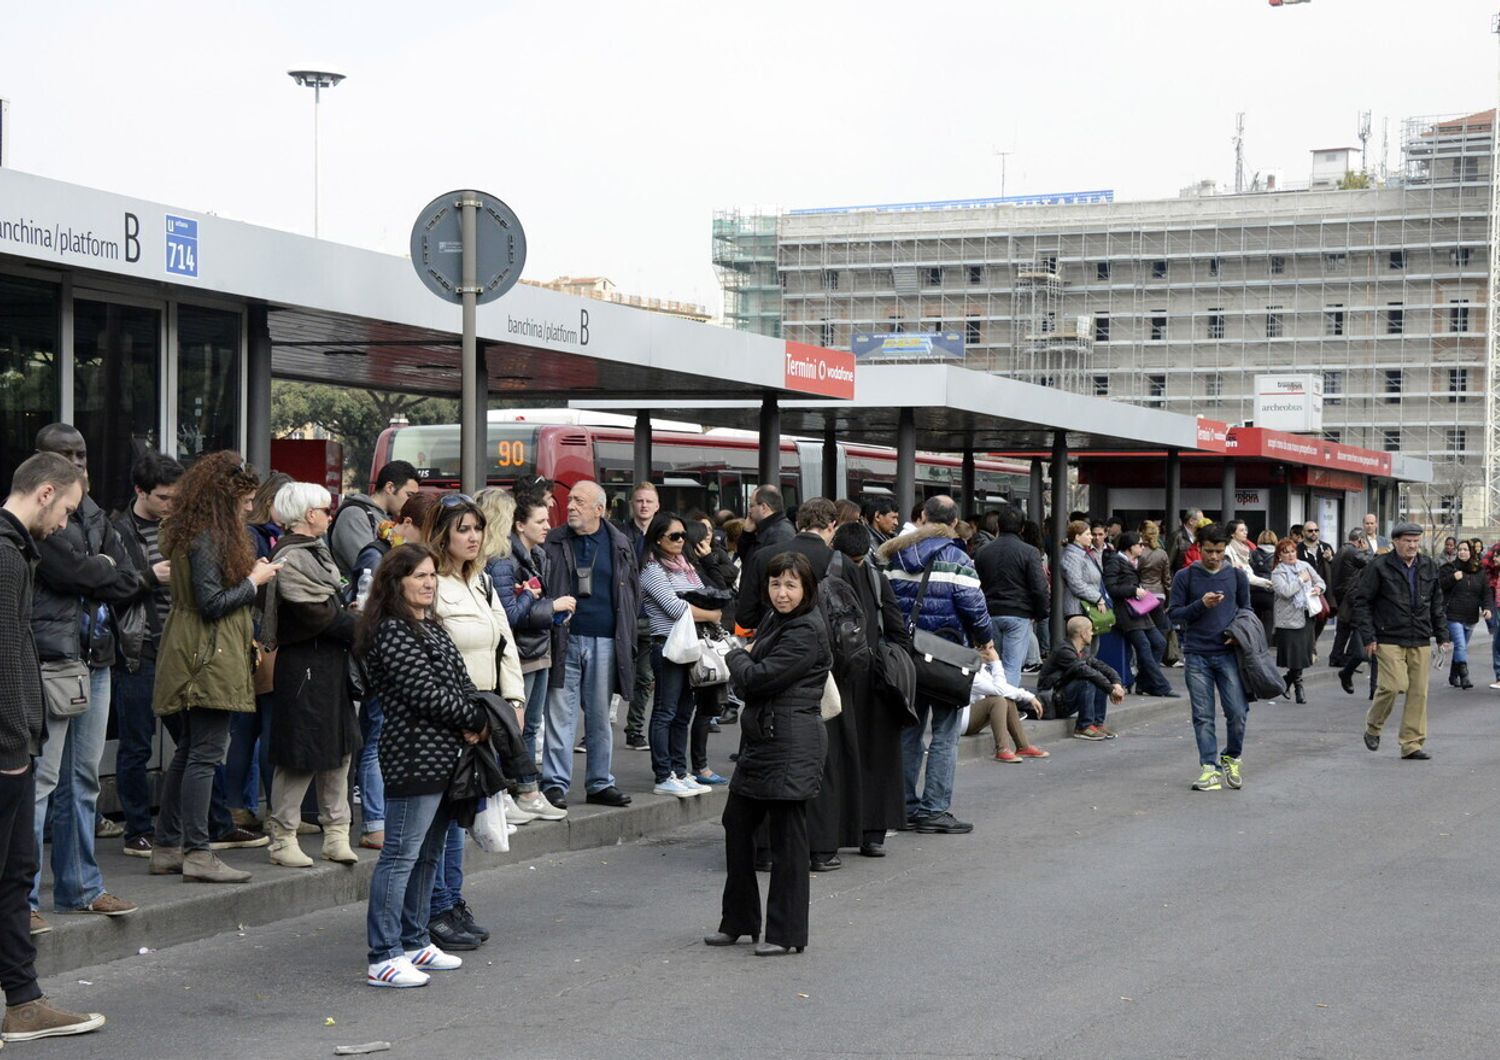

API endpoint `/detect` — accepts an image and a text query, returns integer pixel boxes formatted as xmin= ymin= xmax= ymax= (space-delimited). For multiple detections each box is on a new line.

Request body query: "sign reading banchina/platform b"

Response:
xmin=1254 ymin=374 xmax=1322 ymax=432
xmin=783 ymin=342 xmax=856 ymax=399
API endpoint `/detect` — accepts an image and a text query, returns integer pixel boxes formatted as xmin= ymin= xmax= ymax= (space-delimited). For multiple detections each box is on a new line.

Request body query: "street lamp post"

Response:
xmin=286 ymin=69 xmax=345 ymax=238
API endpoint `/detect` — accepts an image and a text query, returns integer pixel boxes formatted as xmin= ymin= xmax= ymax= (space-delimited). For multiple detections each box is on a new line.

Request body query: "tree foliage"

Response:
xmin=270 ymin=381 xmax=459 ymax=487
xmin=1337 ymin=170 xmax=1372 ymax=190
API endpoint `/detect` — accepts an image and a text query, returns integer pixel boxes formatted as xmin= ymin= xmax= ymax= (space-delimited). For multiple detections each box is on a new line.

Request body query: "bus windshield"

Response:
xmin=387 ymin=424 xmax=540 ymax=484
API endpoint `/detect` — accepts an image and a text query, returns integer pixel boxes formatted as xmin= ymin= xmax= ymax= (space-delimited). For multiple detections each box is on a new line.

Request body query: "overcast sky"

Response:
xmin=4 ymin=1 xmax=1495 ymax=313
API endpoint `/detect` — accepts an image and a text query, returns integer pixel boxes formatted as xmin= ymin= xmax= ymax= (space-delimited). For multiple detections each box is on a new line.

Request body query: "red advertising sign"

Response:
xmin=783 ymin=341 xmax=856 ymax=399
xmin=1195 ymin=417 xmax=1230 ymax=453
xmin=1225 ymin=427 xmax=1392 ymax=477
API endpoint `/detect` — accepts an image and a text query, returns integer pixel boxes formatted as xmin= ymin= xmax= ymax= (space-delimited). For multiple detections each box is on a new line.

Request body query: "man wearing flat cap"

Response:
xmin=1352 ymin=521 xmax=1447 ymax=759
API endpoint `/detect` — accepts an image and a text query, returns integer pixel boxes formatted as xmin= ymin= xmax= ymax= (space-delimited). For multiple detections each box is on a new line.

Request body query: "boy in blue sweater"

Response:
xmin=1168 ymin=524 xmax=1251 ymax=791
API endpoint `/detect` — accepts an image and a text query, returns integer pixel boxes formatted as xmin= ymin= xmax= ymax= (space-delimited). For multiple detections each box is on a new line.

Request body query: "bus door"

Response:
xmin=718 ymin=471 xmax=745 ymax=516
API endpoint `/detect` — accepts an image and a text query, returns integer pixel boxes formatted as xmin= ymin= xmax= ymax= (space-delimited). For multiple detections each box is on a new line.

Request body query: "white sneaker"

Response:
xmin=653 ymin=775 xmax=697 ymax=799
xmin=677 ymin=772 xmax=712 ymax=794
xmin=368 ymin=955 xmax=430 ymax=988
xmin=1489 ymin=680 xmax=1500 ymax=690
xmin=405 ymin=944 xmax=462 ymax=971
xmin=515 ymin=792 xmax=567 ymax=821
xmin=501 ymin=791 xmax=535 ymax=825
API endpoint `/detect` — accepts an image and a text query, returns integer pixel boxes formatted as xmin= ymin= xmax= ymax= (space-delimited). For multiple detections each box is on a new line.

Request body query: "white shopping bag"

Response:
xmin=468 ymin=796 xmax=510 ymax=854
xmin=663 ymin=609 xmax=702 ymax=664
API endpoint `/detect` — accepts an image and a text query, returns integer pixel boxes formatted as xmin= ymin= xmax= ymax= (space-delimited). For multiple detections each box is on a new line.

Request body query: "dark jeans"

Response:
xmin=648 ymin=642 xmax=694 ymax=783
xmin=1330 ymin=617 xmax=1357 ymax=668
xmin=112 ymin=660 xmax=160 ymax=841
xmin=719 ymin=791 xmax=810 ymax=949
xmin=428 ymin=819 xmax=465 ymax=917
xmin=626 ymin=623 xmax=654 ymax=741
xmin=1123 ymin=625 xmax=1173 ymax=696
xmin=1184 ymin=652 xmax=1249 ymax=766
xmin=0 ymin=766 xmax=41 ymax=1007
xmin=690 ymin=686 xmax=717 ymax=773
xmin=223 ymin=693 xmax=273 ymax=811
xmin=155 ymin=710 xmax=233 ymax=852
xmin=1061 ymin=680 xmax=1109 ymax=730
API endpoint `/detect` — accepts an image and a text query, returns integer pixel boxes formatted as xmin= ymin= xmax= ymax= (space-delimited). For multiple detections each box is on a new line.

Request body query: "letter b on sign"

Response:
xmin=124 ymin=212 xmax=140 ymax=263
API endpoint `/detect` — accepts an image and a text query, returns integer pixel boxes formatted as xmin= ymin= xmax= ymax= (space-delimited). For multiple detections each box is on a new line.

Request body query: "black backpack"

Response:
xmin=819 ymin=554 xmax=872 ymax=674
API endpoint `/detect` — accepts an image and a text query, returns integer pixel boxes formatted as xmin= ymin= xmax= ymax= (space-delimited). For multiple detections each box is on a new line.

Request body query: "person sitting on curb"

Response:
xmin=964 ymin=661 xmax=1050 ymax=762
xmin=1037 ymin=616 xmax=1125 ymax=741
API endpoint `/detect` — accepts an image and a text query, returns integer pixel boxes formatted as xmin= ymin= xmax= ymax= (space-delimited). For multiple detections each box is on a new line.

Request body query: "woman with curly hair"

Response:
xmin=151 ymin=453 xmax=282 ymax=883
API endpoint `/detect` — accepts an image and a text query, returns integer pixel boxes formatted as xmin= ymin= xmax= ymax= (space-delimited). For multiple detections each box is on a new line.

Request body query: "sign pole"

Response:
xmin=459 ymin=194 xmax=480 ymax=495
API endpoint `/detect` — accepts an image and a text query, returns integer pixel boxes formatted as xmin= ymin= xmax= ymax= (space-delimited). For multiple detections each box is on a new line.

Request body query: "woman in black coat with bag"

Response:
xmin=704 ymin=551 xmax=831 ymax=957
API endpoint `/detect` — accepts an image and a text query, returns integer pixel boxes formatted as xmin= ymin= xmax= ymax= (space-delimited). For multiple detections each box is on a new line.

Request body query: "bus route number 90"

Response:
xmin=496 ymin=440 xmax=527 ymax=468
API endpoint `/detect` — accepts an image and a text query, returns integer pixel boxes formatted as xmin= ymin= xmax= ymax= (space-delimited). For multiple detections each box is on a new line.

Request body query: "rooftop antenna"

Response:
xmin=1358 ymin=110 xmax=1372 ymax=173
xmin=993 ymin=147 xmax=1012 ymax=199
xmin=1233 ymin=113 xmax=1246 ymax=193
xmin=1380 ymin=116 xmax=1390 ymax=182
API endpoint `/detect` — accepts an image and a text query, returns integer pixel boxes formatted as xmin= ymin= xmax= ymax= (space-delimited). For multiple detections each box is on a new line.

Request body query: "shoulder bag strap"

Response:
xmin=906 ymin=548 xmax=943 ymax=635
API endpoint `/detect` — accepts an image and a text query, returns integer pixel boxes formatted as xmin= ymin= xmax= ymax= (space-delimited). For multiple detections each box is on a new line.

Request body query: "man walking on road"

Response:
xmin=1354 ymin=521 xmax=1447 ymax=760
xmin=1168 ymin=524 xmax=1251 ymax=792
xmin=0 ymin=453 xmax=105 ymax=1042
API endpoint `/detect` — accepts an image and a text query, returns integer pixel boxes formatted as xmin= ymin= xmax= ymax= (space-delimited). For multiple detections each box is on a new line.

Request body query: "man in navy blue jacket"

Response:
xmin=878 ymin=496 xmax=996 ymax=835
xmin=1168 ymin=523 xmax=1251 ymax=793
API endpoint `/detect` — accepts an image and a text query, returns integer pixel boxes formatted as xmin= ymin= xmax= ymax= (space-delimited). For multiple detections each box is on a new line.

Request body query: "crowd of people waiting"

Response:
xmin=0 ymin=423 xmax=1481 ymax=1023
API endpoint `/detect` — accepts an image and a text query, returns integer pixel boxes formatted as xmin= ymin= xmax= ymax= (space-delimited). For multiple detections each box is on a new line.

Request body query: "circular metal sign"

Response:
xmin=409 ymin=189 xmax=527 ymax=305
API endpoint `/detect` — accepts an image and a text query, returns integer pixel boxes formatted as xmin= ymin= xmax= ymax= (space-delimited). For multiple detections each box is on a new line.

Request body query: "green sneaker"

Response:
xmin=1220 ymin=754 xmax=1243 ymax=789
xmin=1192 ymin=766 xmax=1222 ymax=791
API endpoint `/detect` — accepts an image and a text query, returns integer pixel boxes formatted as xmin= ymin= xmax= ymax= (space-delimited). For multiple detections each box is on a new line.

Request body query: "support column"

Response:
xmin=960 ymin=446 xmax=976 ymax=518
xmin=1270 ymin=465 xmax=1292 ymax=535
xmin=1164 ymin=447 xmax=1181 ymax=535
xmin=470 ymin=341 xmax=488 ymax=488
xmin=246 ymin=305 xmax=273 ymax=475
xmin=822 ymin=419 xmax=838 ymax=499
xmin=1029 ymin=458 xmax=1044 ymax=523
xmin=758 ymin=397 xmax=781 ymax=491
xmin=1221 ymin=459 xmax=1237 ymax=522
xmin=895 ymin=407 xmax=916 ymax=523
xmin=1050 ymin=430 xmax=1068 ymax=647
xmin=459 ymin=197 xmax=481 ymax=495
xmin=633 ymin=409 xmax=652 ymax=487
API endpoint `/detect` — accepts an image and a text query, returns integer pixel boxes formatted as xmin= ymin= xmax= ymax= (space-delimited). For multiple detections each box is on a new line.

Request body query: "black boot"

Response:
xmin=1449 ymin=661 xmax=1461 ymax=687
xmin=1459 ymin=661 xmax=1474 ymax=690
xmin=1294 ymin=679 xmax=1306 ymax=704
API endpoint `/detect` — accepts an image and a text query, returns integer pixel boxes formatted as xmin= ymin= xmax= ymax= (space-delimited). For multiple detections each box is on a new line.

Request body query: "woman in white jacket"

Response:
xmin=424 ymin=494 xmax=526 ymax=954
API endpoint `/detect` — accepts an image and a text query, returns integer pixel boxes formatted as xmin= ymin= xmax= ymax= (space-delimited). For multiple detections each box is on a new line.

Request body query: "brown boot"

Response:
xmin=182 ymin=850 xmax=252 ymax=884
xmin=148 ymin=846 xmax=184 ymax=876
xmin=2 ymin=998 xmax=105 ymax=1041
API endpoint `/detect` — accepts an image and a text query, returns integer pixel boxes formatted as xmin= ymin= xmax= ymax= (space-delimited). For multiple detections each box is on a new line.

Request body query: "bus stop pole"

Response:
xmin=821 ymin=419 xmax=838 ymax=499
xmin=633 ymin=409 xmax=652 ymax=487
xmin=960 ymin=446 xmax=976 ymax=518
xmin=1049 ymin=430 xmax=1068 ymax=648
xmin=1221 ymin=458 xmax=1237 ymax=522
xmin=459 ymin=195 xmax=480 ymax=496
xmin=758 ymin=397 xmax=781 ymax=491
xmin=1164 ymin=447 xmax=1182 ymax=539
xmin=245 ymin=305 xmax=273 ymax=476
xmin=895 ymin=408 xmax=916 ymax=522
xmin=1028 ymin=458 xmax=1044 ymax=524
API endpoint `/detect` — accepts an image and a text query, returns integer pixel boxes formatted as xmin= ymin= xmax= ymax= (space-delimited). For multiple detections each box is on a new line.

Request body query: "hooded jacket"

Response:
xmin=877 ymin=524 xmax=991 ymax=649
xmin=0 ymin=509 xmax=45 ymax=768
xmin=329 ymin=493 xmax=386 ymax=577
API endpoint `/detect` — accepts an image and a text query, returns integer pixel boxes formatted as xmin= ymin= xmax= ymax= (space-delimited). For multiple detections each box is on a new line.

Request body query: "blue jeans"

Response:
xmin=1060 ymin=680 xmax=1109 ymax=729
xmin=900 ymin=700 xmax=962 ymax=818
xmin=223 ymin=693 xmax=271 ymax=811
xmin=522 ymin=668 xmax=549 ymax=767
xmin=1490 ymin=613 xmax=1500 ymax=680
xmin=1123 ymin=625 xmax=1173 ymax=696
xmin=1184 ymin=652 xmax=1249 ymax=767
xmin=367 ymin=792 xmax=450 ymax=964
xmin=989 ymin=615 xmax=1033 ymax=687
xmin=32 ymin=667 xmax=110 ymax=910
xmin=112 ymin=660 xmax=159 ymax=842
xmin=1448 ymin=622 xmax=1474 ymax=665
xmin=648 ymin=642 xmax=694 ymax=783
xmin=357 ymin=697 xmax=385 ymax=834
xmin=428 ymin=820 xmax=466 ymax=917
xmin=542 ymin=635 xmax=617 ymax=796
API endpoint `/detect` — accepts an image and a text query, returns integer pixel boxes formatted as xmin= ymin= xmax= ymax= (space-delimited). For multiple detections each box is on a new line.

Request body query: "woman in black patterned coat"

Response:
xmin=357 ymin=544 xmax=489 ymax=989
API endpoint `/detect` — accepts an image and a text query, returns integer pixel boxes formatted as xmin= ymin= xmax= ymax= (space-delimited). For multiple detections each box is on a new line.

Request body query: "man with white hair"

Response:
xmin=539 ymin=482 xmax=639 ymax=809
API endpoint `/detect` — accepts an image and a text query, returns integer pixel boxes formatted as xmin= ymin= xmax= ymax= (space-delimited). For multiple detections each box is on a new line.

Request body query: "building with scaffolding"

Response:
xmin=714 ymin=110 xmax=1494 ymax=535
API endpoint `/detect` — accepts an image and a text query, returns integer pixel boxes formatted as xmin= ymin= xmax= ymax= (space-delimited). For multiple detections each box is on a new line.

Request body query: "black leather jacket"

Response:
xmin=32 ymin=495 xmax=144 ymax=666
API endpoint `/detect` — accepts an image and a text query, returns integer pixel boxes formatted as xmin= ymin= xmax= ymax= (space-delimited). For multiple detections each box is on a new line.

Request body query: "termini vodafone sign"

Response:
xmin=783 ymin=341 xmax=856 ymax=399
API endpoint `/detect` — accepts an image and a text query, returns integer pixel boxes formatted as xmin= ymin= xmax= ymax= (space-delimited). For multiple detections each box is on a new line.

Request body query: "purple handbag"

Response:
xmin=1126 ymin=594 xmax=1161 ymax=617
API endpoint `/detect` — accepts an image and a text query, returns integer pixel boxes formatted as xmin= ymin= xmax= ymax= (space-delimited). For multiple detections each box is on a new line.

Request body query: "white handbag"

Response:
xmin=663 ymin=609 xmax=702 ymax=664
xmin=819 ymin=673 xmax=842 ymax=720
xmin=690 ymin=630 xmax=734 ymax=687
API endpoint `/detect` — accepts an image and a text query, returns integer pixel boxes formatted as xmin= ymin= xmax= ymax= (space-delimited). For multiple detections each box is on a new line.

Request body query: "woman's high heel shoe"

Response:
xmin=703 ymin=932 xmax=757 ymax=947
xmin=753 ymin=942 xmax=805 ymax=956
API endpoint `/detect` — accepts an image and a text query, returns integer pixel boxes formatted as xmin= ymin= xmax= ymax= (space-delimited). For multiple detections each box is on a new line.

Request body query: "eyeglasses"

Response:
xmin=665 ymin=531 xmax=686 ymax=542
xmin=312 ymin=506 xmax=332 ymax=516
xmin=438 ymin=493 xmax=475 ymax=508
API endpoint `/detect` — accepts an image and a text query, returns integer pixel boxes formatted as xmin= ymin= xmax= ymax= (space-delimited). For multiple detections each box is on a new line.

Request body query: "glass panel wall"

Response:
xmin=73 ymin=299 xmax=161 ymax=513
xmin=0 ymin=276 xmax=61 ymax=490
xmin=177 ymin=305 xmax=241 ymax=463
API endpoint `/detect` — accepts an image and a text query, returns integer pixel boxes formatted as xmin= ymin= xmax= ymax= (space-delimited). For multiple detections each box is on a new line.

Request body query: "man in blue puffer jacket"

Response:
xmin=877 ymin=495 xmax=997 ymax=835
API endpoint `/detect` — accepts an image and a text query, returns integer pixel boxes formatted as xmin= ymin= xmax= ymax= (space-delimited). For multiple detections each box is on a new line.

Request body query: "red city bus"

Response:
xmin=369 ymin=416 xmax=1031 ymax=521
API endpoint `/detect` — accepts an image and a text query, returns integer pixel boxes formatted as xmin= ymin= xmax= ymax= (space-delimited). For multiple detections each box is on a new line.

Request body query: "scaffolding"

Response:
xmin=726 ymin=109 xmax=1497 ymax=534
xmin=711 ymin=210 xmax=781 ymax=336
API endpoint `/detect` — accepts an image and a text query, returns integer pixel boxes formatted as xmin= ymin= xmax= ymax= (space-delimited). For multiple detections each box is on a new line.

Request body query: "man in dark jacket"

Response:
xmin=735 ymin=485 xmax=795 ymax=592
xmin=1354 ymin=521 xmax=1448 ymax=760
xmin=0 ymin=453 xmax=106 ymax=1041
xmin=974 ymin=506 xmax=1049 ymax=685
xmin=1298 ymin=519 xmax=1336 ymax=638
xmin=29 ymin=424 xmax=140 ymax=922
xmin=737 ymin=497 xmax=836 ymax=634
xmin=328 ymin=460 xmax=421 ymax=577
xmin=1168 ymin=524 xmax=1251 ymax=792
xmin=879 ymin=496 xmax=996 ymax=836
xmin=616 ymin=482 xmax=659 ymax=752
xmin=1329 ymin=529 xmax=1371 ymax=691
xmin=540 ymin=480 xmax=637 ymax=809
xmin=1038 ymin=616 xmax=1125 ymax=733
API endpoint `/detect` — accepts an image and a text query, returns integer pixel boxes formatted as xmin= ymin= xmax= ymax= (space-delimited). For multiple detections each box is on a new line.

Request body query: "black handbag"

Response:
xmin=906 ymin=550 xmax=983 ymax=708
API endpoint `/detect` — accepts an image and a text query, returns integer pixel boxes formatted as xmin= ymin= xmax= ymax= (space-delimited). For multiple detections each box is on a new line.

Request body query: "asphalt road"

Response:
xmin=29 ymin=656 xmax=1500 ymax=1060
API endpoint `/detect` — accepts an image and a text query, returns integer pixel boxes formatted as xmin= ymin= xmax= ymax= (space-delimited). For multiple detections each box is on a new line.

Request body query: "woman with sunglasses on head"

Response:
xmin=682 ymin=520 xmax=734 ymax=781
xmin=151 ymin=453 xmax=281 ymax=883
xmin=262 ymin=481 xmax=363 ymax=869
xmin=359 ymin=544 xmax=488 ymax=988
xmin=640 ymin=513 xmax=723 ymax=799
xmin=423 ymin=493 xmax=525 ymax=953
